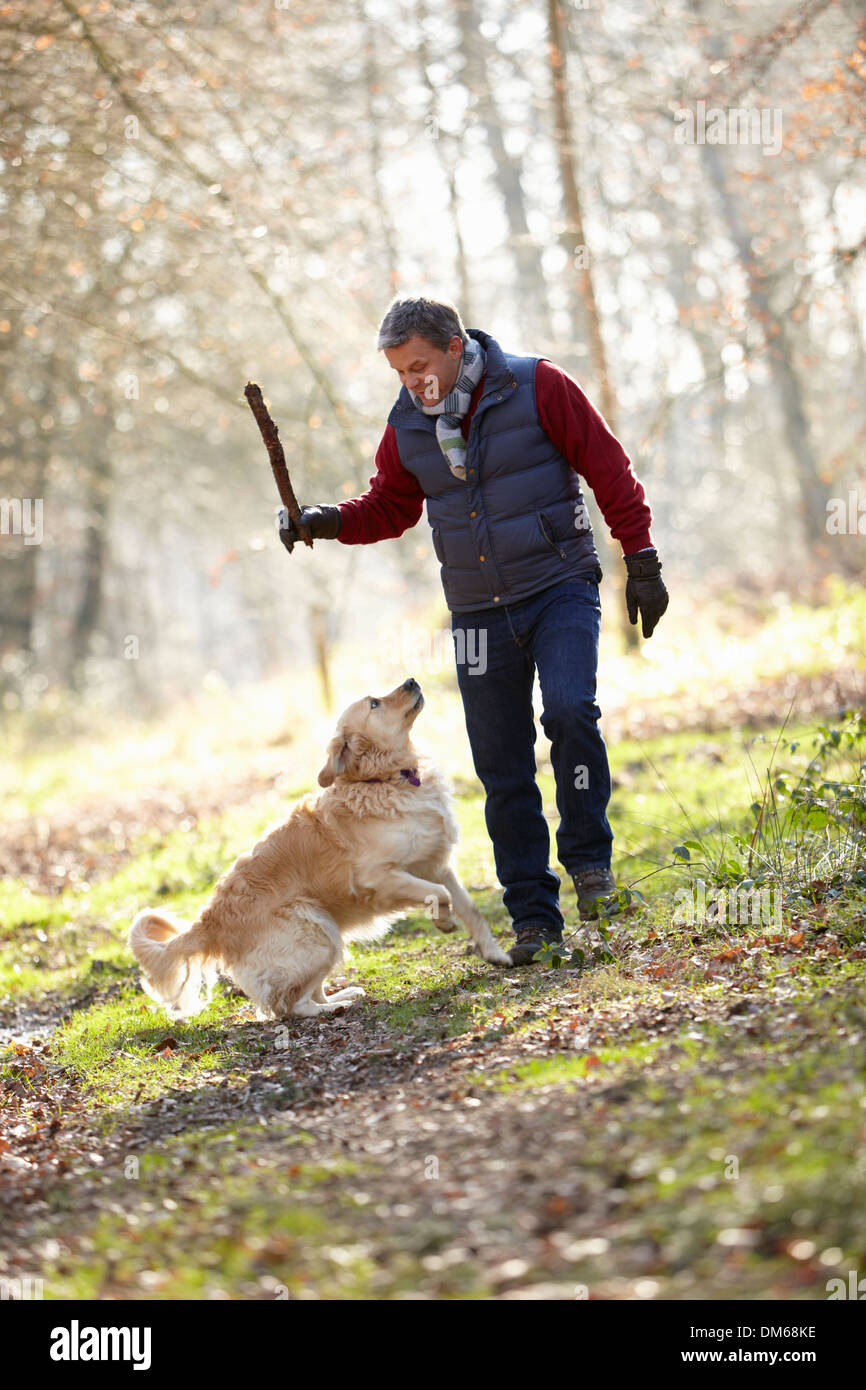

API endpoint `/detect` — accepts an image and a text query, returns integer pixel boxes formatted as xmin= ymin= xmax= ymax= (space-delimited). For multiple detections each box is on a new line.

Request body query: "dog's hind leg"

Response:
xmin=314 ymin=982 xmax=367 ymax=1005
xmin=235 ymin=908 xmax=364 ymax=1019
xmin=295 ymin=953 xmax=365 ymax=1015
xmin=295 ymin=988 xmax=365 ymax=1015
xmin=440 ymin=865 xmax=512 ymax=966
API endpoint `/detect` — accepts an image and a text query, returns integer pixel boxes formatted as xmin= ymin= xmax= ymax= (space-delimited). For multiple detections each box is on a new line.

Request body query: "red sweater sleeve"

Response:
xmin=535 ymin=359 xmax=654 ymax=555
xmin=337 ymin=424 xmax=425 ymax=544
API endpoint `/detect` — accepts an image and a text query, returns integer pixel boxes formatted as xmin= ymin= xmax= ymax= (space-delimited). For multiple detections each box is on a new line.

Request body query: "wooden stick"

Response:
xmin=244 ymin=381 xmax=313 ymax=547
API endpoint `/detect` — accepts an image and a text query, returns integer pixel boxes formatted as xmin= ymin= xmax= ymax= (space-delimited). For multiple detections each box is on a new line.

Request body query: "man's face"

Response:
xmin=383 ymin=333 xmax=464 ymax=405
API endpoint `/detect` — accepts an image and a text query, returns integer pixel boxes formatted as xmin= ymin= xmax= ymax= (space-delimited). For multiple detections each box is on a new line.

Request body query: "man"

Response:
xmin=279 ymin=297 xmax=668 ymax=965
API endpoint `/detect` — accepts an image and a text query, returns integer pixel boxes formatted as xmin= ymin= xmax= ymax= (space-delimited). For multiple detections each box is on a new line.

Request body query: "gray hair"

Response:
xmin=376 ymin=297 xmax=468 ymax=352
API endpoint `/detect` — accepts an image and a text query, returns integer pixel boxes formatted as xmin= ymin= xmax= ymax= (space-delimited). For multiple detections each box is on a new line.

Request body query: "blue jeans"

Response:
xmin=451 ymin=576 xmax=613 ymax=936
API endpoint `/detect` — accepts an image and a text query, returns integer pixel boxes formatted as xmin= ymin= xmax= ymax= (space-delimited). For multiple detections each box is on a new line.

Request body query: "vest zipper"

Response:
xmin=538 ymin=511 xmax=567 ymax=560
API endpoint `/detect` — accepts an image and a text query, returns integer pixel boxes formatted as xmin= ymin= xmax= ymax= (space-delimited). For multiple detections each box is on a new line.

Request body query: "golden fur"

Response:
xmin=129 ymin=679 xmax=511 ymax=1019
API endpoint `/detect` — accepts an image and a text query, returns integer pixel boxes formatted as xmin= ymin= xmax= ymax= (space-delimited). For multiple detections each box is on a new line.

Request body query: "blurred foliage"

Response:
xmin=0 ymin=0 xmax=863 ymax=716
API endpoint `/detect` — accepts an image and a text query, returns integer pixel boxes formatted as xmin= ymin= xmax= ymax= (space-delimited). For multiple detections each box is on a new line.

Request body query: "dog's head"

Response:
xmin=317 ymin=677 xmax=425 ymax=788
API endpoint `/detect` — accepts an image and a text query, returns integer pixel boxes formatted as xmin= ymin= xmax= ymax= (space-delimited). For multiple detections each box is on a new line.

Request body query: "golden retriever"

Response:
xmin=129 ymin=678 xmax=511 ymax=1019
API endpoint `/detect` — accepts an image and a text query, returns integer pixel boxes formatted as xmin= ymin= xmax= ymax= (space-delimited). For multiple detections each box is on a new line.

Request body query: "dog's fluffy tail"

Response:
xmin=128 ymin=910 xmax=216 ymax=1017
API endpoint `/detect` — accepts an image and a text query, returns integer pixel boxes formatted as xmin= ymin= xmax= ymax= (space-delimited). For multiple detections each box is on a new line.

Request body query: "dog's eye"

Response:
xmin=369 ymin=698 xmax=379 ymax=709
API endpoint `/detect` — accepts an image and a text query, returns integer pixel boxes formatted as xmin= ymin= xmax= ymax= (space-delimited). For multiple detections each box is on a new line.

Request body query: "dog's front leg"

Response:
xmin=374 ymin=869 xmax=454 ymax=924
xmin=439 ymin=865 xmax=512 ymax=965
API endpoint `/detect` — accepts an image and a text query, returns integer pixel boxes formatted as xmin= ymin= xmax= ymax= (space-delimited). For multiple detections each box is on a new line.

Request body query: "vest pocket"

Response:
xmin=537 ymin=510 xmax=567 ymax=560
xmin=430 ymin=526 xmax=445 ymax=564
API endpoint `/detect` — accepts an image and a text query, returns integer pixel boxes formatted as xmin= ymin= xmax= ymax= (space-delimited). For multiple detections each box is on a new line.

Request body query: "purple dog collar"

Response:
xmin=362 ymin=768 xmax=421 ymax=787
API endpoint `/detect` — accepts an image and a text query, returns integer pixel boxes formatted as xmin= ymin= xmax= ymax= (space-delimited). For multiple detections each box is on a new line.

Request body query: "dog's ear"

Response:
xmin=318 ymin=736 xmax=349 ymax=788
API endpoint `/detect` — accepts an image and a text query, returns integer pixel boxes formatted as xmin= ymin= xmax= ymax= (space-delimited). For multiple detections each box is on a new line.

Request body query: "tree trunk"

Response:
xmin=455 ymin=0 xmax=552 ymax=339
xmin=701 ymin=144 xmax=830 ymax=547
xmin=309 ymin=602 xmax=333 ymax=713
xmin=66 ymin=424 xmax=113 ymax=689
xmin=0 ymin=334 xmax=45 ymax=666
xmin=692 ymin=0 xmax=831 ymax=551
xmin=546 ymin=0 xmax=636 ymax=648
xmin=360 ymin=0 xmax=400 ymax=295
xmin=416 ymin=3 xmax=472 ymax=318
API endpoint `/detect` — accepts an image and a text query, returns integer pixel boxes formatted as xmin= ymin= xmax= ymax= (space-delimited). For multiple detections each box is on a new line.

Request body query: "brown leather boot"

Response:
xmin=573 ymin=868 xmax=620 ymax=920
xmin=508 ymin=923 xmax=567 ymax=966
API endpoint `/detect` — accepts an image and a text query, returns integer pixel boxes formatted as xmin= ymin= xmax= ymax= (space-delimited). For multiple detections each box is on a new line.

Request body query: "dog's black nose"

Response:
xmin=402 ymin=677 xmax=419 ymax=692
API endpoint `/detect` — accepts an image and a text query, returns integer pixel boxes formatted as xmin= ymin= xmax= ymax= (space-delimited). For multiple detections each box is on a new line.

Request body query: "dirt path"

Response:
xmin=2 ymin=949 xmax=860 ymax=1300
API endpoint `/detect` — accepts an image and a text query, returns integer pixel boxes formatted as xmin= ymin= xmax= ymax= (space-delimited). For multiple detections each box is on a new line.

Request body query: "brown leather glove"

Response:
xmin=624 ymin=548 xmax=669 ymax=639
xmin=278 ymin=504 xmax=342 ymax=554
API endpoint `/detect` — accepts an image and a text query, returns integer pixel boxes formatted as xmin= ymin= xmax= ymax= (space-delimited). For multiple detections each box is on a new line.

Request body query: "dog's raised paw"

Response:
xmin=435 ymin=915 xmax=458 ymax=934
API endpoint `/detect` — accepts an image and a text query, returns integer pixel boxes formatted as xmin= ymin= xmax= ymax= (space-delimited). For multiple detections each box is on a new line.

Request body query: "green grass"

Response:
xmin=0 ymin=717 xmax=831 ymax=1005
xmin=40 ymin=1123 xmax=378 ymax=1300
xmin=44 ymin=990 xmax=237 ymax=1110
xmin=478 ymin=1034 xmax=667 ymax=1091
xmin=461 ymin=967 xmax=866 ymax=1298
xmin=18 ymin=949 xmax=865 ymax=1300
xmin=1 ymin=619 xmax=864 ymax=1299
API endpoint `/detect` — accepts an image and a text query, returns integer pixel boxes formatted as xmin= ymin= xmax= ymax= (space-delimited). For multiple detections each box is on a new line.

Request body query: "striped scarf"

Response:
xmin=408 ymin=337 xmax=486 ymax=481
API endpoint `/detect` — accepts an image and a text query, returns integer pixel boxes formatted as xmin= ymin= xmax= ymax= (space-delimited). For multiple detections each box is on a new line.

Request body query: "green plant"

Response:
xmin=670 ymin=710 xmax=866 ymax=923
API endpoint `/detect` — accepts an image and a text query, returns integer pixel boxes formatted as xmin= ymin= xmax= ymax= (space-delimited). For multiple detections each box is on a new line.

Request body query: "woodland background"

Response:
xmin=0 ymin=0 xmax=864 ymax=719
xmin=1 ymin=0 xmax=866 ymax=1308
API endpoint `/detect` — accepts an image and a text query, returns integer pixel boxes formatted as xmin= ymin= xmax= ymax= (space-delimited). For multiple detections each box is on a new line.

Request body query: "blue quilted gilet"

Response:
xmin=387 ymin=329 xmax=602 ymax=613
